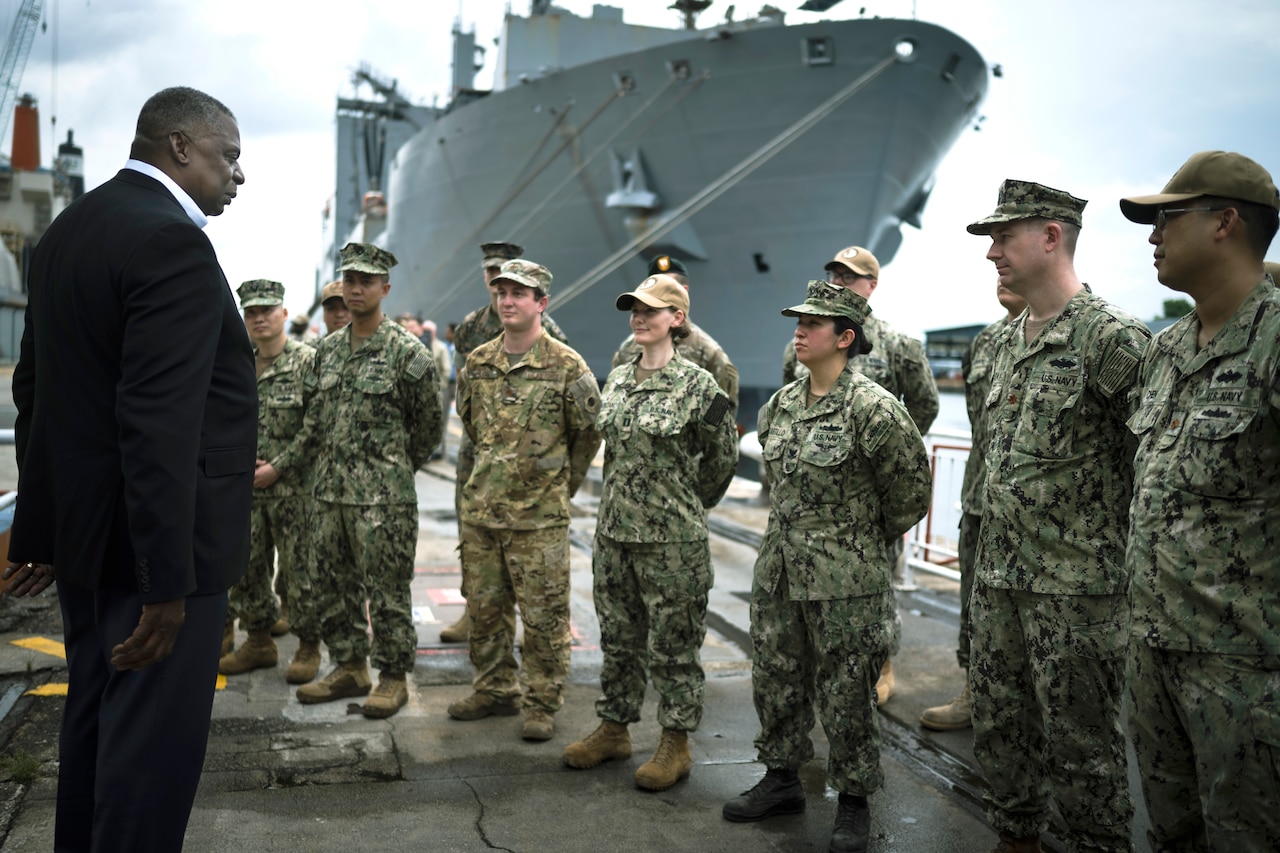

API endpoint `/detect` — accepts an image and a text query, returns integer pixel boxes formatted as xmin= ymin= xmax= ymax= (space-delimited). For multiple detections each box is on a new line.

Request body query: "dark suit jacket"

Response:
xmin=10 ymin=168 xmax=257 ymax=600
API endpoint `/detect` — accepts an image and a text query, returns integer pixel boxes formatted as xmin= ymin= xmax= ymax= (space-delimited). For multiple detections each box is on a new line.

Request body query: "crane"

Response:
xmin=0 ymin=0 xmax=43 ymax=152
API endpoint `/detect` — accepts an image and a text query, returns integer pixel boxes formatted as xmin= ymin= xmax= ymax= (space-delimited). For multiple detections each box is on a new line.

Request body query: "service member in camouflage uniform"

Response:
xmin=220 ymin=279 xmax=323 ymax=683
xmin=1119 ymin=151 xmax=1280 ymax=852
xmin=966 ymin=180 xmax=1150 ymax=853
xmin=722 ymin=280 xmax=931 ymax=853
xmin=611 ymin=255 xmax=740 ymax=415
xmin=295 ymin=243 xmax=442 ymax=719
xmin=441 ymin=240 xmax=571 ymax=644
xmin=450 ymin=258 xmax=602 ymax=742
xmin=320 ymin=279 xmax=349 ymax=335
xmin=920 ymin=281 xmax=1025 ymax=731
xmin=563 ymin=274 xmax=737 ymax=791
xmin=782 ymin=245 xmax=937 ymax=704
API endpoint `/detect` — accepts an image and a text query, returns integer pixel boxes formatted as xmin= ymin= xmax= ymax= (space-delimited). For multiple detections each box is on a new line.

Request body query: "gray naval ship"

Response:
xmin=324 ymin=0 xmax=989 ymax=422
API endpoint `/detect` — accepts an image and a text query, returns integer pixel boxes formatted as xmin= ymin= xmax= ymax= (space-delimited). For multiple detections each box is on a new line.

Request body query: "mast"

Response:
xmin=669 ymin=0 xmax=712 ymax=30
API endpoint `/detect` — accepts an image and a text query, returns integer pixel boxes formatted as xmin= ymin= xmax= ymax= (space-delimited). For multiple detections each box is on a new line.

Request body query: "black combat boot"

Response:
xmin=722 ymin=767 xmax=805 ymax=822
xmin=829 ymin=793 xmax=870 ymax=853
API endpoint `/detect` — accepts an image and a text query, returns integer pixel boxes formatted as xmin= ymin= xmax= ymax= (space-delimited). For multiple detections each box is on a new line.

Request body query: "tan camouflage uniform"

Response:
xmin=593 ymin=353 xmax=738 ymax=731
xmin=458 ymin=327 xmax=601 ymax=713
xmin=971 ymin=287 xmax=1149 ymax=850
xmin=953 ymin=316 xmax=1014 ymax=668
xmin=782 ymin=313 xmax=938 ymax=434
xmin=612 ymin=321 xmax=739 ymax=415
xmin=230 ymin=338 xmax=319 ymax=641
xmin=307 ymin=318 xmax=441 ymax=674
xmin=1126 ymin=275 xmax=1280 ymax=850
xmin=451 ymin=304 xmax=568 ymax=510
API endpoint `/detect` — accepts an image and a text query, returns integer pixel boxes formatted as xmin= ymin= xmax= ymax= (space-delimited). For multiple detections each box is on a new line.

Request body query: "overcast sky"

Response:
xmin=7 ymin=0 xmax=1280 ymax=337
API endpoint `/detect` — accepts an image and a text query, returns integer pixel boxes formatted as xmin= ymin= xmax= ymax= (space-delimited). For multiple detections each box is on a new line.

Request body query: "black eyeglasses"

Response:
xmin=826 ymin=269 xmax=868 ymax=285
xmin=1152 ymin=207 xmax=1231 ymax=232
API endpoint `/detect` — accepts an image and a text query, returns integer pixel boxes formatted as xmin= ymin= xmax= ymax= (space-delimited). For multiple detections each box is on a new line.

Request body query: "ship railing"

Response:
xmin=897 ymin=426 xmax=970 ymax=591
xmin=739 ymin=424 xmax=973 ymax=590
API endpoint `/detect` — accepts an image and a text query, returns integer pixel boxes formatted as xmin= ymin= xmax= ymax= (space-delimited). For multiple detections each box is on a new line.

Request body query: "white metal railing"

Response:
xmin=739 ymin=425 xmax=973 ymax=589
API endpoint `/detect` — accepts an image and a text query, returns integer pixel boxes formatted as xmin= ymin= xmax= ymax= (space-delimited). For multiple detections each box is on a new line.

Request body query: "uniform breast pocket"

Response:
xmin=635 ymin=407 xmax=686 ymax=466
xmin=354 ymin=375 xmax=397 ymax=424
xmin=265 ymin=394 xmax=304 ymax=436
xmin=796 ymin=429 xmax=851 ymax=502
xmin=1016 ymin=384 xmax=1082 ymax=459
xmin=1178 ymin=406 xmax=1261 ymax=498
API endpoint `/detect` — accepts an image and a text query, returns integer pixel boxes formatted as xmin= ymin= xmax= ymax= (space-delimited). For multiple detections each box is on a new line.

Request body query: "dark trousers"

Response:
xmin=56 ymin=584 xmax=226 ymax=853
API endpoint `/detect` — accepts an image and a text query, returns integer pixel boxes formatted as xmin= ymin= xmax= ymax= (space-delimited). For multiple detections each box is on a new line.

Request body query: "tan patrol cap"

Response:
xmin=824 ymin=246 xmax=880 ymax=279
xmin=1119 ymin=151 xmax=1279 ymax=224
xmin=492 ymin=258 xmax=552 ymax=294
xmin=321 ymin=280 xmax=344 ymax=304
xmin=616 ymin=274 xmax=689 ymax=314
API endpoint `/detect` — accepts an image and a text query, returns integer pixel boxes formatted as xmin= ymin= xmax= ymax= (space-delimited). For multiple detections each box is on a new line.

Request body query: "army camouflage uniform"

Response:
xmin=307 ymin=318 xmax=441 ymax=674
xmin=971 ymin=287 xmax=1149 ymax=850
xmin=451 ymin=304 xmax=569 ymax=521
xmin=593 ymin=353 xmax=738 ymax=732
xmin=752 ymin=353 xmax=932 ymax=796
xmin=458 ymin=328 xmax=601 ymax=713
xmin=953 ymin=316 xmax=1014 ymax=669
xmin=782 ymin=313 xmax=938 ymax=434
xmin=230 ymin=338 xmax=320 ymax=641
xmin=611 ymin=321 xmax=739 ymax=415
xmin=1125 ymin=275 xmax=1280 ymax=851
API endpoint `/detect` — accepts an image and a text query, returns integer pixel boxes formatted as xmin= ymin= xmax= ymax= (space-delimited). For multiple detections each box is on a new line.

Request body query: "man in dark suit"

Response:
xmin=2 ymin=86 xmax=254 ymax=851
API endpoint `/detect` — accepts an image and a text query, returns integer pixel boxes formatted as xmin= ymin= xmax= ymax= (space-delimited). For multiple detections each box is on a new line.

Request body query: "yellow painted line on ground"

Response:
xmin=215 ymin=674 xmax=227 ymax=690
xmin=26 ymin=683 xmax=68 ymax=697
xmin=10 ymin=636 xmax=66 ymax=659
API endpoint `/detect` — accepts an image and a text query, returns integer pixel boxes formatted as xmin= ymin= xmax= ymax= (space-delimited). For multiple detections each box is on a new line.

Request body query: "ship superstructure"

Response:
xmin=326 ymin=2 xmax=989 ymax=421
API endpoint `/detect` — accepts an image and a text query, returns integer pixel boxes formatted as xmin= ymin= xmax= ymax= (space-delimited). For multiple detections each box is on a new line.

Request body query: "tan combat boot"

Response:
xmin=296 ymin=660 xmax=371 ymax=704
xmin=221 ymin=617 xmax=235 ymax=656
xmin=286 ymin=639 xmax=322 ymax=684
xmin=439 ymin=614 xmax=469 ymax=643
xmin=634 ymin=729 xmax=691 ymax=791
xmin=522 ymin=709 xmax=555 ymax=741
xmin=993 ymin=834 xmax=1042 ymax=853
xmin=920 ymin=683 xmax=972 ymax=731
xmin=218 ymin=629 xmax=278 ymax=675
xmin=563 ymin=720 xmax=631 ymax=769
xmin=875 ymin=660 xmax=895 ymax=705
xmin=270 ymin=600 xmax=290 ymax=637
xmin=447 ymin=691 xmax=520 ymax=720
xmin=361 ymin=672 xmax=409 ymax=718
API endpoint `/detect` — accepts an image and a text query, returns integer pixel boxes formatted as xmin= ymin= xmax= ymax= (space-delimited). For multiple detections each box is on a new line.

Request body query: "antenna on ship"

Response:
xmin=669 ymin=0 xmax=712 ymax=30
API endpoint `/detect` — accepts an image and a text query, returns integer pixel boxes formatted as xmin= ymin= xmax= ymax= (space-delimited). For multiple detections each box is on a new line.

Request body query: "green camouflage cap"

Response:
xmin=967 ymin=179 xmax=1087 ymax=235
xmin=237 ymin=279 xmax=285 ymax=308
xmin=1119 ymin=150 xmax=1279 ymax=224
xmin=782 ymin=279 xmax=870 ymax=325
xmin=493 ymin=258 xmax=552 ymax=295
xmin=339 ymin=242 xmax=398 ymax=275
xmin=480 ymin=241 xmax=525 ymax=267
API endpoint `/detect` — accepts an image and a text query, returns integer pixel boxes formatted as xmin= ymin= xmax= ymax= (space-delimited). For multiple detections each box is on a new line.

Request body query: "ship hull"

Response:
xmin=379 ymin=16 xmax=987 ymax=420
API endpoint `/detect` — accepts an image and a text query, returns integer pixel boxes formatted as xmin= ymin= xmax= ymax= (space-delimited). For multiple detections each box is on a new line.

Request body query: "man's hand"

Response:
xmin=2 ymin=562 xmax=55 ymax=597
xmin=253 ymin=460 xmax=280 ymax=489
xmin=110 ymin=599 xmax=186 ymax=671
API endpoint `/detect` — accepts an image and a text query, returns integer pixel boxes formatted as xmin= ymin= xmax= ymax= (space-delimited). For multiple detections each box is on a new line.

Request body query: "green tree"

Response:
xmin=1161 ymin=298 xmax=1193 ymax=319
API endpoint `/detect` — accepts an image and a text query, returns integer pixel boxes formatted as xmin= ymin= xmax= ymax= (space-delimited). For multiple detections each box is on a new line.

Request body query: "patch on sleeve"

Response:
xmin=859 ymin=406 xmax=894 ymax=455
xmin=1097 ymin=345 xmax=1141 ymax=398
xmin=702 ymin=394 xmax=731 ymax=426
xmin=569 ymin=373 xmax=601 ymax=418
xmin=406 ymin=349 xmax=431 ymax=380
